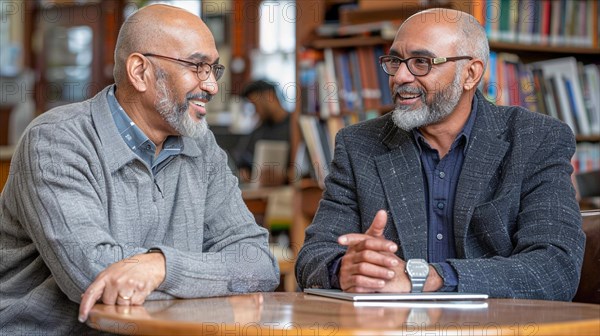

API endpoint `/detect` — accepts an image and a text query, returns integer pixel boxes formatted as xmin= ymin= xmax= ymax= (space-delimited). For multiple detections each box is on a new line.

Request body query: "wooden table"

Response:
xmin=88 ymin=293 xmax=600 ymax=335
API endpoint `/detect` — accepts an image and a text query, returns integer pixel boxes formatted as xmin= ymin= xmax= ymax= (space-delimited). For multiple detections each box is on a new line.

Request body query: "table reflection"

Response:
xmin=88 ymin=293 xmax=599 ymax=336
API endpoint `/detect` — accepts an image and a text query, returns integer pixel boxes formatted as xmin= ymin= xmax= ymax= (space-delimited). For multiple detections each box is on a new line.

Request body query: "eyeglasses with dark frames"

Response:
xmin=379 ymin=55 xmax=473 ymax=77
xmin=143 ymin=53 xmax=225 ymax=81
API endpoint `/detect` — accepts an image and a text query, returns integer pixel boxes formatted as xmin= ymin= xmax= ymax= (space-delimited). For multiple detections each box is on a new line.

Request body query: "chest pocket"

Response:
xmin=466 ymin=188 xmax=518 ymax=258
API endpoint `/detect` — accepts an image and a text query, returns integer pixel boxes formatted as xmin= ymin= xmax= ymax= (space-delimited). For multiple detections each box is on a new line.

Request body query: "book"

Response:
xmin=373 ymin=45 xmax=392 ymax=106
xmin=544 ymin=78 xmax=574 ymax=129
xmin=530 ymin=57 xmax=591 ymax=135
xmin=333 ymin=50 xmax=356 ymax=111
xmin=299 ymin=115 xmax=329 ymax=188
xmin=516 ymin=62 xmax=537 ymax=112
xmin=582 ymin=64 xmax=600 ymax=134
xmin=356 ymin=46 xmax=381 ymax=112
xmin=530 ymin=68 xmax=550 ymax=117
xmin=323 ymin=48 xmax=341 ymax=117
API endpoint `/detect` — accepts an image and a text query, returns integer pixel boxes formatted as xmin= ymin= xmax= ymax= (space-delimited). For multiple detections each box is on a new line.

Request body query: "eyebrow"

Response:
xmin=188 ymin=52 xmax=220 ymax=64
xmin=389 ymin=48 xmax=437 ymax=58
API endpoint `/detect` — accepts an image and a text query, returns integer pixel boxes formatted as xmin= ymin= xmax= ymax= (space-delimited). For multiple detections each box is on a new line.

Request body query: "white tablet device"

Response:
xmin=304 ymin=288 xmax=489 ymax=301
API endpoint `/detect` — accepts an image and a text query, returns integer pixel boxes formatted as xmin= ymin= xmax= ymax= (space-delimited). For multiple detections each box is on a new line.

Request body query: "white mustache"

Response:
xmin=394 ymin=86 xmax=424 ymax=97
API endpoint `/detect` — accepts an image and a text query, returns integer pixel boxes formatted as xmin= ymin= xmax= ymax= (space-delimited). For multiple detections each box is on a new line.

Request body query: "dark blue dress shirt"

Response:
xmin=412 ymin=95 xmax=478 ymax=291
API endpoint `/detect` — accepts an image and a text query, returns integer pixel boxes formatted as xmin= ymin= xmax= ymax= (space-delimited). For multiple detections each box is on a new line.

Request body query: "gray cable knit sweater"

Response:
xmin=0 ymin=86 xmax=280 ymax=334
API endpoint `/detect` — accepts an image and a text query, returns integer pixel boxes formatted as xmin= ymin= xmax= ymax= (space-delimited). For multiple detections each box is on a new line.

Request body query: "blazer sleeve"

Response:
xmin=295 ymin=130 xmax=363 ymax=289
xmin=449 ymin=121 xmax=585 ymax=301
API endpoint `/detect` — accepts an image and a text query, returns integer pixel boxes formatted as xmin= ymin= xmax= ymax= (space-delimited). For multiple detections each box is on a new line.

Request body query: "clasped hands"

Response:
xmin=78 ymin=252 xmax=166 ymax=323
xmin=338 ymin=210 xmax=442 ymax=293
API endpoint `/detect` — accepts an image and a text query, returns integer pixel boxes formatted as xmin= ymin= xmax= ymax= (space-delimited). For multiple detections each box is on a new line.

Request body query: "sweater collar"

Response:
xmin=90 ymin=85 xmax=202 ymax=174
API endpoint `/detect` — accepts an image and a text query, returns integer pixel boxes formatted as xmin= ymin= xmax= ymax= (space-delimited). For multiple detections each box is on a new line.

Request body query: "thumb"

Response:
xmin=365 ymin=209 xmax=388 ymax=237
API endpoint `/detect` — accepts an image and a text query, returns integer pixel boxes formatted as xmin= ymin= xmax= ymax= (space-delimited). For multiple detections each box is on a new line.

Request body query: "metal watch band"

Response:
xmin=411 ymin=279 xmax=425 ymax=293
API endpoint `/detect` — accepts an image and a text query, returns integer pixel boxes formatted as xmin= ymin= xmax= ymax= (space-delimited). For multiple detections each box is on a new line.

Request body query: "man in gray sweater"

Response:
xmin=0 ymin=4 xmax=279 ymax=334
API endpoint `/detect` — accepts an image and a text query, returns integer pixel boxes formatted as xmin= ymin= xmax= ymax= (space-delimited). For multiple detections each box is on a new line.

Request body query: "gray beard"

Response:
xmin=392 ymin=72 xmax=462 ymax=132
xmin=154 ymin=69 xmax=208 ymax=139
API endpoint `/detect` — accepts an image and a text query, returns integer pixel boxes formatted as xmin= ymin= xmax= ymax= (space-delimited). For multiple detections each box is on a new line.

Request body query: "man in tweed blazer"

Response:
xmin=296 ymin=8 xmax=584 ymax=300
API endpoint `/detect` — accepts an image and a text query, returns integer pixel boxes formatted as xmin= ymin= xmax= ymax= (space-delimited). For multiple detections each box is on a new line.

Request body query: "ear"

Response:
xmin=463 ymin=59 xmax=485 ymax=91
xmin=126 ymin=53 xmax=152 ymax=92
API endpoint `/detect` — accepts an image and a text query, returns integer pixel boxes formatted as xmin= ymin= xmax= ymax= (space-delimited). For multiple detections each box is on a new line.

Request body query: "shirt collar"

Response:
xmin=107 ymin=85 xmax=184 ymax=156
xmin=107 ymin=86 xmax=152 ymax=152
xmin=412 ymin=94 xmax=479 ymax=154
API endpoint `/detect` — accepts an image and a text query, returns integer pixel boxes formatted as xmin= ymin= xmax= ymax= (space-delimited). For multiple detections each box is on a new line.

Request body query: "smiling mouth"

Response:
xmin=397 ymin=93 xmax=422 ymax=100
xmin=190 ymin=100 xmax=206 ymax=108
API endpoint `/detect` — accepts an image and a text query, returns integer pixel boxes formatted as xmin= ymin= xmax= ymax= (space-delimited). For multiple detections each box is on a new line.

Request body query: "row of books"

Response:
xmin=472 ymin=0 xmax=599 ymax=47
xmin=299 ymin=45 xmax=392 ymax=120
xmin=297 ymin=115 xmax=342 ymax=188
xmin=481 ymin=54 xmax=600 ymax=136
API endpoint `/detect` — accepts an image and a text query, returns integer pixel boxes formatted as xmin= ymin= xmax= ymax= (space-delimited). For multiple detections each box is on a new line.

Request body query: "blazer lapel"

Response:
xmin=375 ymin=118 xmax=428 ymax=259
xmin=454 ymin=92 xmax=510 ymax=256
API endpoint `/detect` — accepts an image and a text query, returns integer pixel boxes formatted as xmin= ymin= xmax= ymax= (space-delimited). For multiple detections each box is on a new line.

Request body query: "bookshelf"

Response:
xmin=291 ymin=0 xmax=600 ymax=255
xmin=24 ymin=1 xmax=125 ymax=115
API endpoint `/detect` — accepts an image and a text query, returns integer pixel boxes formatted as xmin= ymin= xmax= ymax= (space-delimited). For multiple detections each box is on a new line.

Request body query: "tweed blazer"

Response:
xmin=296 ymin=90 xmax=585 ymax=301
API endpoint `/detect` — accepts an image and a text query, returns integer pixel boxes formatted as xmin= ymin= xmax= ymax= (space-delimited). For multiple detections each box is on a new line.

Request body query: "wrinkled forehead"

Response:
xmin=161 ymin=21 xmax=220 ymax=63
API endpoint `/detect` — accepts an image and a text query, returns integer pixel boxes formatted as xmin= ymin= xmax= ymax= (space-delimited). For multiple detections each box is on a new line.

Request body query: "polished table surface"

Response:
xmin=88 ymin=292 xmax=599 ymax=335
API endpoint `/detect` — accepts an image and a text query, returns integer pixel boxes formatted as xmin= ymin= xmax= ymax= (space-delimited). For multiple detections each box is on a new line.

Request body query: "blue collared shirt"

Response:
xmin=107 ymin=86 xmax=183 ymax=175
xmin=412 ymin=94 xmax=478 ymax=291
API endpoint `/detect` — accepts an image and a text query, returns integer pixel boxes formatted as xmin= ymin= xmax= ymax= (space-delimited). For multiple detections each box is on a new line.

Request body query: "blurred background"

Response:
xmin=0 ymin=0 xmax=296 ymax=157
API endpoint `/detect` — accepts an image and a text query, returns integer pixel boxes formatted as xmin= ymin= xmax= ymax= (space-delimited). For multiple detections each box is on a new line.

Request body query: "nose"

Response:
xmin=200 ymin=74 xmax=219 ymax=95
xmin=391 ymin=61 xmax=415 ymax=86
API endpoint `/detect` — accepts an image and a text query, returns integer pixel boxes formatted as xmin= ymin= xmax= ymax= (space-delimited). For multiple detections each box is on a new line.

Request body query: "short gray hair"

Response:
xmin=455 ymin=11 xmax=489 ymax=76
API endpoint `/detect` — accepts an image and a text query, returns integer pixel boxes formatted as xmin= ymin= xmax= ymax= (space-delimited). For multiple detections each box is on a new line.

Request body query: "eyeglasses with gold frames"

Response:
xmin=143 ymin=53 xmax=225 ymax=81
xmin=379 ymin=55 xmax=472 ymax=77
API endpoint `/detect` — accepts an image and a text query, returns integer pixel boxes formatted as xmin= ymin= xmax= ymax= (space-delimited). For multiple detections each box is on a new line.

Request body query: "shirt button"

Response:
xmin=437 ymin=233 xmax=443 ymax=240
xmin=437 ymin=202 xmax=445 ymax=209
xmin=438 ymin=171 xmax=446 ymax=179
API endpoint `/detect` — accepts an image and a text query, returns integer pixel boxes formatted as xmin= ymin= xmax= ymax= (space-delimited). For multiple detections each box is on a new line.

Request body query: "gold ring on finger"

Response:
xmin=118 ymin=294 xmax=132 ymax=300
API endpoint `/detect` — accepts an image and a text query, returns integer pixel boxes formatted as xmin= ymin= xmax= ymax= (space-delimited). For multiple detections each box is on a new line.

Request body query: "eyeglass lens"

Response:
xmin=381 ymin=57 xmax=431 ymax=76
xmin=198 ymin=63 xmax=225 ymax=81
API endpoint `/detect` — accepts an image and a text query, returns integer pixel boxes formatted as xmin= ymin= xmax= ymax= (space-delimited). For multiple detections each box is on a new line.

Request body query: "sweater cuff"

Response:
xmin=328 ymin=255 xmax=343 ymax=289
xmin=431 ymin=262 xmax=458 ymax=292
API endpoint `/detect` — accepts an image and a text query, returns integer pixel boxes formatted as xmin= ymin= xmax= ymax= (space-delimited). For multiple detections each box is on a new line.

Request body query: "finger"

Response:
xmin=347 ymin=262 xmax=396 ymax=282
xmin=130 ymin=283 xmax=153 ymax=306
xmin=79 ymin=281 xmax=106 ymax=323
xmin=365 ymin=210 xmax=388 ymax=237
xmin=348 ymin=249 xmax=399 ymax=269
xmin=133 ymin=290 xmax=151 ymax=306
xmin=338 ymin=233 xmax=369 ymax=245
xmin=120 ymin=278 xmax=148 ymax=305
xmin=341 ymin=274 xmax=386 ymax=292
xmin=341 ymin=235 xmax=398 ymax=254
xmin=338 ymin=210 xmax=392 ymax=245
xmin=116 ymin=289 xmax=135 ymax=306
xmin=101 ymin=281 xmax=121 ymax=306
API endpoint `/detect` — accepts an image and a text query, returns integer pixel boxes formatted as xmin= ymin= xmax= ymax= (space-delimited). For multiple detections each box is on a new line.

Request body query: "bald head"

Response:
xmin=113 ymin=4 xmax=215 ymax=85
xmin=400 ymin=8 xmax=489 ymax=73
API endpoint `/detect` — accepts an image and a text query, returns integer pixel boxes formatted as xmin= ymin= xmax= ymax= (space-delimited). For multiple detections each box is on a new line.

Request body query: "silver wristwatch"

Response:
xmin=405 ymin=259 xmax=429 ymax=293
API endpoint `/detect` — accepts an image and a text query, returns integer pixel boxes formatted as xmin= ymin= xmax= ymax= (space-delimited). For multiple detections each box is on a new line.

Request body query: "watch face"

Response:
xmin=407 ymin=259 xmax=429 ymax=277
